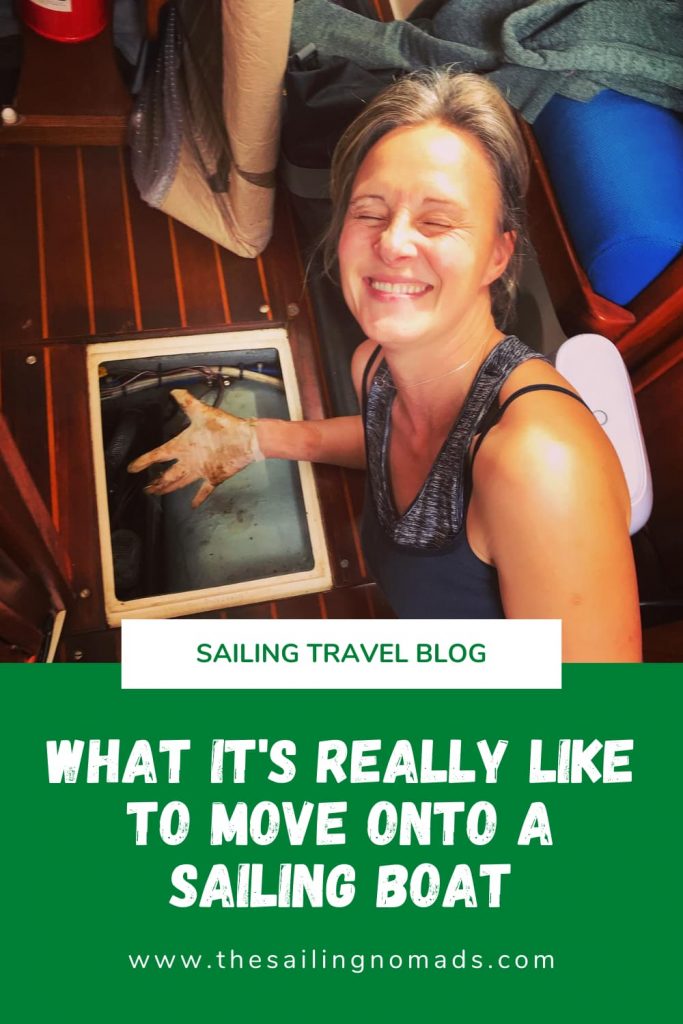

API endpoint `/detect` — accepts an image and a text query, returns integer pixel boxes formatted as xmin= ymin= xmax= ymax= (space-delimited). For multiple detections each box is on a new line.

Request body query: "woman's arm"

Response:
xmin=470 ymin=391 xmax=642 ymax=662
xmin=257 ymin=336 xmax=380 ymax=464
xmin=257 ymin=336 xmax=379 ymax=464
xmin=128 ymin=342 xmax=370 ymax=506
xmin=255 ymin=415 xmax=364 ymax=467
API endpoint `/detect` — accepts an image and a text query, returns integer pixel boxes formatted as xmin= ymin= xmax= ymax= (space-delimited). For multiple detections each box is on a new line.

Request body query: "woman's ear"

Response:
xmin=483 ymin=230 xmax=516 ymax=286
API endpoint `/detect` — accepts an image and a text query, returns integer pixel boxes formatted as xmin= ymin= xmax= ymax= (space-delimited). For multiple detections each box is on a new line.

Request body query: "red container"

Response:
xmin=21 ymin=0 xmax=108 ymax=44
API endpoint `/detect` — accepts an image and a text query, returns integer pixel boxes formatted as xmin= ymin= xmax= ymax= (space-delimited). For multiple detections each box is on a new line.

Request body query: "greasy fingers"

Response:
xmin=127 ymin=391 xmax=194 ymax=474
xmin=169 ymin=388 xmax=202 ymax=413
xmin=128 ymin=439 xmax=176 ymax=473
xmin=144 ymin=467 xmax=195 ymax=496
xmin=191 ymin=480 xmax=215 ymax=508
xmin=125 ymin=390 xmax=263 ymax=506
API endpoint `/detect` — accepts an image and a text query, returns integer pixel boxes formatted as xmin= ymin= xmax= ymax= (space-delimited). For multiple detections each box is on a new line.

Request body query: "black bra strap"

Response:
xmin=361 ymin=344 xmax=383 ymax=418
xmin=471 ymin=383 xmax=589 ymax=463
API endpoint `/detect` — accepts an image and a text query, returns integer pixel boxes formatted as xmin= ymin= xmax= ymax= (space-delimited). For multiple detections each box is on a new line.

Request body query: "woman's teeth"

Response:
xmin=369 ymin=279 xmax=430 ymax=295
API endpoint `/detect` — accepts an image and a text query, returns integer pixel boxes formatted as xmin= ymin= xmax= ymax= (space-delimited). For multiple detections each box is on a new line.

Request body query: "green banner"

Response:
xmin=3 ymin=665 xmax=679 ymax=1020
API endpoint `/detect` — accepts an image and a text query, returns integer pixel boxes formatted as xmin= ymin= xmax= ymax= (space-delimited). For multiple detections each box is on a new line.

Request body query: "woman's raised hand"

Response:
xmin=127 ymin=388 xmax=263 ymax=508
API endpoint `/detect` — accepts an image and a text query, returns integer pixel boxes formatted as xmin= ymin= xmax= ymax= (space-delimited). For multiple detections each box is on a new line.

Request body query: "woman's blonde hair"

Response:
xmin=323 ymin=69 xmax=529 ymax=327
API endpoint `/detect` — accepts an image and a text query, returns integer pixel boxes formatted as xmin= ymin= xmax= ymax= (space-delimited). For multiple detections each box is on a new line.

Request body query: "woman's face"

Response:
xmin=338 ymin=120 xmax=514 ymax=349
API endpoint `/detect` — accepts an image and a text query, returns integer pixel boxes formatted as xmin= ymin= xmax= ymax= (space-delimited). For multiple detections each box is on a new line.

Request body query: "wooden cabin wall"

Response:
xmin=633 ymin=337 xmax=683 ymax=597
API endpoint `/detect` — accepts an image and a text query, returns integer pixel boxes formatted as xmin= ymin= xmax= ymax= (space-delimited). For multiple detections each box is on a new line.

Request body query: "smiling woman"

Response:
xmin=129 ymin=70 xmax=641 ymax=662
xmin=337 ymin=122 xmax=513 ymax=358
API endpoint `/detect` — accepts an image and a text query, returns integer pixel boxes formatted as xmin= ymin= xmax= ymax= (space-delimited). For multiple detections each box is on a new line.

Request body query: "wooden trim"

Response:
xmin=0 ymin=413 xmax=72 ymax=610
xmin=10 ymin=23 xmax=131 ymax=146
xmin=374 ymin=0 xmax=394 ymax=20
xmin=0 ymin=599 xmax=45 ymax=656
xmin=76 ymin=148 xmax=97 ymax=335
xmin=336 ymin=470 xmax=365 ymax=579
xmin=632 ymin=331 xmax=683 ymax=395
xmin=617 ymin=256 xmax=683 ymax=371
xmin=166 ymin=219 xmax=188 ymax=328
xmin=43 ymin=347 xmax=60 ymax=529
xmin=0 ymin=115 xmax=129 ymax=146
xmin=642 ymin=619 xmax=683 ymax=662
xmin=213 ymin=242 xmax=232 ymax=325
xmin=118 ymin=148 xmax=144 ymax=332
xmin=256 ymin=257 xmax=274 ymax=322
xmin=33 ymin=147 xmax=49 ymax=339
xmin=43 ymin=346 xmax=107 ymax=634
xmin=146 ymin=0 xmax=167 ymax=40
xmin=0 ymin=639 xmax=36 ymax=663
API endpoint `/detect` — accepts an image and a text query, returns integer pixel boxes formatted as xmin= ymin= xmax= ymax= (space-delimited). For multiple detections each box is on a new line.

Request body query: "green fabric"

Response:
xmin=291 ymin=0 xmax=683 ymax=121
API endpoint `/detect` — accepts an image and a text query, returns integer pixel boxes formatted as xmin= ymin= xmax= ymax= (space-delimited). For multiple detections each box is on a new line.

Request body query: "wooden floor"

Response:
xmin=0 ymin=144 xmax=392 ymax=662
xmin=2 ymin=142 xmax=681 ymax=662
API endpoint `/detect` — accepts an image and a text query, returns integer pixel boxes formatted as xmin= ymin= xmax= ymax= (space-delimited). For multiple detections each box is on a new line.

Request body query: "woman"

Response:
xmin=129 ymin=71 xmax=641 ymax=661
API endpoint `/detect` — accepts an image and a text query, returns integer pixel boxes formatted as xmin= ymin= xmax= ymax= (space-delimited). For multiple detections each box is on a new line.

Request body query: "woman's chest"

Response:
xmin=386 ymin=411 xmax=454 ymax=516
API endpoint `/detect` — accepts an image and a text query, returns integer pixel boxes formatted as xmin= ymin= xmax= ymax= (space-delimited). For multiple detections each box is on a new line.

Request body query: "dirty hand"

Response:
xmin=127 ymin=388 xmax=264 ymax=508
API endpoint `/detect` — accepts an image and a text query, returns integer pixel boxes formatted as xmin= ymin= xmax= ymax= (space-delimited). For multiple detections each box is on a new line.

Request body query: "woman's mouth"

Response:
xmin=365 ymin=277 xmax=432 ymax=297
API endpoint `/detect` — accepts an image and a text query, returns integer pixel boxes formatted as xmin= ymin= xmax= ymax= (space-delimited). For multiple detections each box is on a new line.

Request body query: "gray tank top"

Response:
xmin=362 ymin=335 xmax=547 ymax=551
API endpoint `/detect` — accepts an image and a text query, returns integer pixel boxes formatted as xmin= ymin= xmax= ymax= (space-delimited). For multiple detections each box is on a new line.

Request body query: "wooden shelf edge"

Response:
xmin=0 ymin=114 xmax=129 ymax=146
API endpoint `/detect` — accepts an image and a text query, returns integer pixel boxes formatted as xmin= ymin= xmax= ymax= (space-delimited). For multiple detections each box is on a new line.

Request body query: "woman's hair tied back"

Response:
xmin=325 ymin=68 xmax=529 ymax=327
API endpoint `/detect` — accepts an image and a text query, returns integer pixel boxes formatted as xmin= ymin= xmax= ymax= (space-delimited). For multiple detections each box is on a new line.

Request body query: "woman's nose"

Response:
xmin=376 ymin=213 xmax=418 ymax=262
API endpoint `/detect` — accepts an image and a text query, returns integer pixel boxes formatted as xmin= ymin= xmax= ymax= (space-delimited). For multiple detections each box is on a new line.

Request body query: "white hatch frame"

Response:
xmin=87 ymin=329 xmax=332 ymax=625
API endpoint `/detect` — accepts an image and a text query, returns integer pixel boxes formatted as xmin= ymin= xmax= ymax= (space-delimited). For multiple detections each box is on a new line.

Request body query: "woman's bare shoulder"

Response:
xmin=469 ymin=356 xmax=639 ymax=661
xmin=498 ymin=354 xmax=579 ymax=406
xmin=474 ymin=356 xmax=630 ymax=524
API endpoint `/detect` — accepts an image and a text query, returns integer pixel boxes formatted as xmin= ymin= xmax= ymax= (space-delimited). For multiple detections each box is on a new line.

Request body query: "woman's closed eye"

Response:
xmin=352 ymin=214 xmax=454 ymax=232
xmin=419 ymin=218 xmax=457 ymax=232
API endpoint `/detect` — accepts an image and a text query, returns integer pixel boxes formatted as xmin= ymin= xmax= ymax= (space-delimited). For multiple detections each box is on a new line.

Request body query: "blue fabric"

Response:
xmin=533 ymin=90 xmax=683 ymax=305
